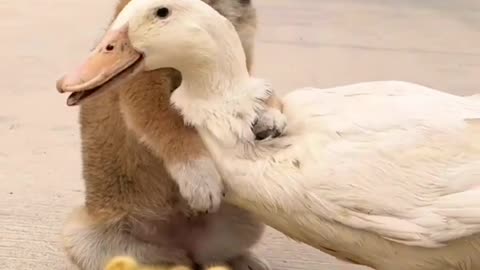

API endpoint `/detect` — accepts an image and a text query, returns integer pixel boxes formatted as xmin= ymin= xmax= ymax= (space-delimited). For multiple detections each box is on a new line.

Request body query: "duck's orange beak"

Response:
xmin=56 ymin=26 xmax=143 ymax=106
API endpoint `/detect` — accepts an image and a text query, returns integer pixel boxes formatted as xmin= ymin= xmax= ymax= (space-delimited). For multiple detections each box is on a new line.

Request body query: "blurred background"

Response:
xmin=0 ymin=0 xmax=479 ymax=269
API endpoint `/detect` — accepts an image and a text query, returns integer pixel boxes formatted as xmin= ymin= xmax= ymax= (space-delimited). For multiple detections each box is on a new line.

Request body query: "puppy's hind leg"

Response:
xmin=189 ymin=204 xmax=270 ymax=270
xmin=62 ymin=206 xmax=191 ymax=270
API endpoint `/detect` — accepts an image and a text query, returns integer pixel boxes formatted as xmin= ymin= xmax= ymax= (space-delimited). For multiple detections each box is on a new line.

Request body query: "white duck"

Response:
xmin=56 ymin=0 xmax=480 ymax=269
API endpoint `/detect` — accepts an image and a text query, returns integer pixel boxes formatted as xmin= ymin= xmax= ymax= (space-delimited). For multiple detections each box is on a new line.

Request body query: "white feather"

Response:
xmin=113 ymin=0 xmax=480 ymax=268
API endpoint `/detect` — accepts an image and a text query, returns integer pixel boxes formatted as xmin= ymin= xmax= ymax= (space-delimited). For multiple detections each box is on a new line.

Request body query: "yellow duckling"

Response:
xmin=105 ymin=256 xmax=231 ymax=270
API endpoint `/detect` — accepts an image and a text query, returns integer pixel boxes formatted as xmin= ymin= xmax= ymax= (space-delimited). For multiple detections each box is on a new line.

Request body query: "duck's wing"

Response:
xmin=282 ymin=81 xmax=480 ymax=248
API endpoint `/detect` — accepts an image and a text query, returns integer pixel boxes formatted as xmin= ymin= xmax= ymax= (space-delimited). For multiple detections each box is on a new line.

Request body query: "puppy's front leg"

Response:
xmin=145 ymin=124 xmax=224 ymax=215
xmin=121 ymin=103 xmax=224 ymax=215
xmin=165 ymin=152 xmax=224 ymax=215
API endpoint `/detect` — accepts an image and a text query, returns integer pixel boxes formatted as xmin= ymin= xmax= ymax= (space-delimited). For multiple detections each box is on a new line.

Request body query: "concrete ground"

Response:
xmin=1 ymin=0 xmax=479 ymax=269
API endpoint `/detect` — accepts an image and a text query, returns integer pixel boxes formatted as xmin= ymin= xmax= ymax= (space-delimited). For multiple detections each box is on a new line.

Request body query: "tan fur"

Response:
xmin=62 ymin=1 xmax=271 ymax=270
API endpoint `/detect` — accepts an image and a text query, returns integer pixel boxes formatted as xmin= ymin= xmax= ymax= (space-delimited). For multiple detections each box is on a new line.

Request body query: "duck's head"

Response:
xmin=56 ymin=0 xmax=245 ymax=106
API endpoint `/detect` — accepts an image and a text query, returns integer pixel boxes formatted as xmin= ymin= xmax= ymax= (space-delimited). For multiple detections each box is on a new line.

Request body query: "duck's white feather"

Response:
xmin=208 ymin=81 xmax=480 ymax=249
xmin=105 ymin=0 xmax=480 ymax=266
xmin=285 ymin=81 xmax=480 ymax=246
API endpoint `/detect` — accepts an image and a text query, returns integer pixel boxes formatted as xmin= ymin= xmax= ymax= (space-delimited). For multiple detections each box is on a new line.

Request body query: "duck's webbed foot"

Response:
xmin=252 ymin=94 xmax=287 ymax=140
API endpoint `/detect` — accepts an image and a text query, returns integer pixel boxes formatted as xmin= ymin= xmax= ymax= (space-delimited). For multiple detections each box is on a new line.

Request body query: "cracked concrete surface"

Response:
xmin=1 ymin=0 xmax=479 ymax=269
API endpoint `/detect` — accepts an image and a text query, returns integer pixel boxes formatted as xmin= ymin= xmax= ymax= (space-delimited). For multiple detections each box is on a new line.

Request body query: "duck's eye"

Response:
xmin=156 ymin=7 xmax=170 ymax=19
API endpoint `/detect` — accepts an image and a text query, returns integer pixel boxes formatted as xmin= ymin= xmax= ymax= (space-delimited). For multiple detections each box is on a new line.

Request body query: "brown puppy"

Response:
xmin=61 ymin=0 xmax=280 ymax=270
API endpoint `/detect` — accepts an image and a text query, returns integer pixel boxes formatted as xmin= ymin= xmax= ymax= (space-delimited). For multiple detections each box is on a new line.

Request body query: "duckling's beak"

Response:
xmin=56 ymin=26 xmax=144 ymax=106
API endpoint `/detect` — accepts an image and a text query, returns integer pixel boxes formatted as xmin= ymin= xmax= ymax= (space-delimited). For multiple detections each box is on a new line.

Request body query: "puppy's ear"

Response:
xmin=114 ymin=0 xmax=131 ymax=17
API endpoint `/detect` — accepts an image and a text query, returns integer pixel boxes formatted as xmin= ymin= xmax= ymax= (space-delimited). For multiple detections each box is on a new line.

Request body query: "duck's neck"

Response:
xmin=171 ymin=45 xmax=272 ymax=149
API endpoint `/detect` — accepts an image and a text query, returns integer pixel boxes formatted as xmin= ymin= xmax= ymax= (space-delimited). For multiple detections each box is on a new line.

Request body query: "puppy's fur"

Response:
xmin=62 ymin=1 xmax=271 ymax=270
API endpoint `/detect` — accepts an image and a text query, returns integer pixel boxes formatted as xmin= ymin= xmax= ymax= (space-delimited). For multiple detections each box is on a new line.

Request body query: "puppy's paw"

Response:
xmin=252 ymin=108 xmax=287 ymax=140
xmin=169 ymin=158 xmax=224 ymax=215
